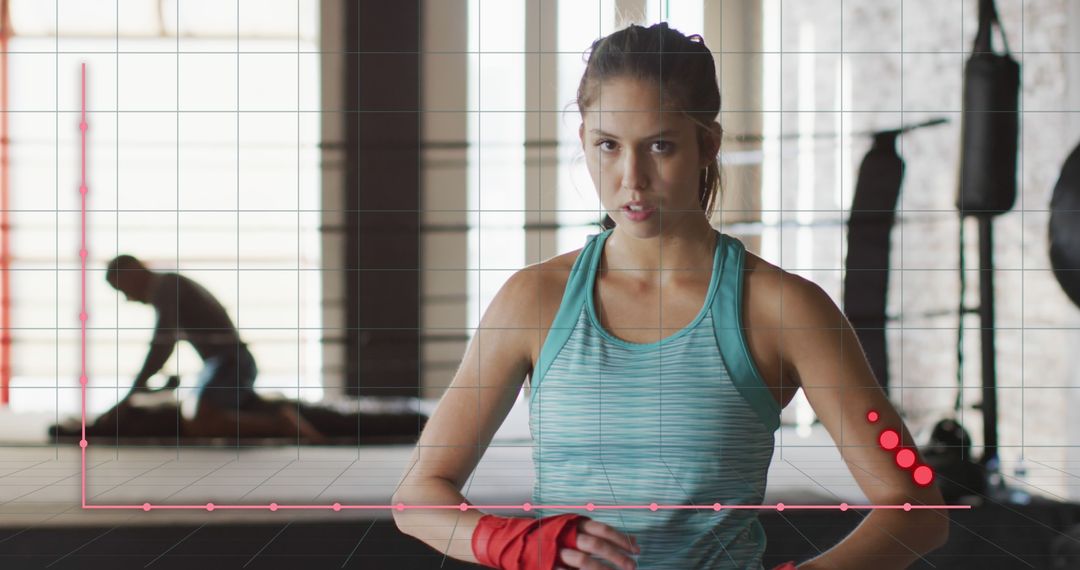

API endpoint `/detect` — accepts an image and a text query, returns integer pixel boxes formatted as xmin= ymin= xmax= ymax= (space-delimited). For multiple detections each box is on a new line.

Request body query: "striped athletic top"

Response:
xmin=529 ymin=228 xmax=782 ymax=569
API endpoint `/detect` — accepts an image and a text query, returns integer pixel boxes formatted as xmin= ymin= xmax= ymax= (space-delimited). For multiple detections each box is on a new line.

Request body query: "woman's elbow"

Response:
xmin=390 ymin=490 xmax=411 ymax=534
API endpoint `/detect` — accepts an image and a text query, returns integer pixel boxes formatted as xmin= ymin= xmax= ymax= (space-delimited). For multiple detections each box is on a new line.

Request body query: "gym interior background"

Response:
xmin=0 ymin=0 xmax=1079 ymax=568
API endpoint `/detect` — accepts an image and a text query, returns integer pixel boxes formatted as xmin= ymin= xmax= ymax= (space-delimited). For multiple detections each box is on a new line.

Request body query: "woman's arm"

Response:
xmin=391 ymin=268 xmax=538 ymax=563
xmin=767 ymin=274 xmax=950 ymax=569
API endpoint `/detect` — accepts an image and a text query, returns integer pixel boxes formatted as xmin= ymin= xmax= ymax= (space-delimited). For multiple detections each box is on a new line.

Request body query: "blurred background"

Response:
xmin=0 ymin=1 xmax=1075 ymax=565
xmin=4 ymin=0 xmax=1077 ymax=489
xmin=1 ymin=1 xmax=1079 ymax=567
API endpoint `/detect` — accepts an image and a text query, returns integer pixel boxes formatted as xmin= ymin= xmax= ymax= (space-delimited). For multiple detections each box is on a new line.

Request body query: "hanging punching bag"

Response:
xmin=844 ymin=131 xmax=904 ymax=390
xmin=957 ymin=0 xmax=1020 ymax=217
xmin=1049 ymin=142 xmax=1080 ymax=309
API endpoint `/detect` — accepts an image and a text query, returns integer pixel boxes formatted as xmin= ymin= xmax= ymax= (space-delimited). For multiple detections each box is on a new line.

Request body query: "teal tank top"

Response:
xmin=529 ymin=228 xmax=782 ymax=569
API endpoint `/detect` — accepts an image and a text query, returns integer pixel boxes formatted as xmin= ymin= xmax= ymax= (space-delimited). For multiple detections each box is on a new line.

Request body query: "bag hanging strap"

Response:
xmin=973 ymin=0 xmax=1012 ymax=55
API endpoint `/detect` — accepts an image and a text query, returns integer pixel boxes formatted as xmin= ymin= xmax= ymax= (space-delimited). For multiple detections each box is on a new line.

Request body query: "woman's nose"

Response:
xmin=620 ymin=150 xmax=648 ymax=190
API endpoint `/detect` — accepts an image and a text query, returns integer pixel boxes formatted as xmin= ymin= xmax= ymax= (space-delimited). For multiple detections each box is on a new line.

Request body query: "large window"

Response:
xmin=7 ymin=0 xmax=322 ymax=416
xmin=467 ymin=0 xmax=526 ymax=331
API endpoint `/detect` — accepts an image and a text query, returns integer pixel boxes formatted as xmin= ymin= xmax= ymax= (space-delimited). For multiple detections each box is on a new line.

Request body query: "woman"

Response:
xmin=393 ymin=23 xmax=948 ymax=569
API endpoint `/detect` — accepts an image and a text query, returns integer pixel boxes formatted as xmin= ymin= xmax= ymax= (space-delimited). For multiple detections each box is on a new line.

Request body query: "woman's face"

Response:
xmin=579 ymin=76 xmax=715 ymax=238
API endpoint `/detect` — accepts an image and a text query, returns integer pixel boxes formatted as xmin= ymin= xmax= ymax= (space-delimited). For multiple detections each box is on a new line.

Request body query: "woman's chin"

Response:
xmin=613 ymin=215 xmax=663 ymax=238
xmin=613 ymin=212 xmax=711 ymax=240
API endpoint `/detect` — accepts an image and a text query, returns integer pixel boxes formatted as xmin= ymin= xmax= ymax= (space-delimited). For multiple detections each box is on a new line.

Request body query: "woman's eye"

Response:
xmin=597 ymin=140 xmax=617 ymax=152
xmin=651 ymin=140 xmax=672 ymax=153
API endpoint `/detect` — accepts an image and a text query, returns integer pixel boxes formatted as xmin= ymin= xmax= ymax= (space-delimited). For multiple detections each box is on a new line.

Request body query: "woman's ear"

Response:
xmin=578 ymin=122 xmax=585 ymax=147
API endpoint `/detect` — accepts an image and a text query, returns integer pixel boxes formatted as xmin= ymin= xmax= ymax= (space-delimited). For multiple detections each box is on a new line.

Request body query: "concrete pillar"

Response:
xmin=320 ymin=0 xmax=347 ymax=397
xmin=615 ymin=0 xmax=647 ymax=28
xmin=705 ymin=0 xmax=764 ymax=251
xmin=418 ymin=0 xmax=470 ymax=399
xmin=525 ymin=0 xmax=560 ymax=267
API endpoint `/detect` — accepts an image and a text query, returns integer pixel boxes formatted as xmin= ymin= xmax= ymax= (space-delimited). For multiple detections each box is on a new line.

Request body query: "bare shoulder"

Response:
xmin=740 ymin=250 xmax=834 ymax=401
xmin=482 ymin=247 xmax=581 ymax=370
xmin=502 ymin=248 xmax=577 ymax=308
xmin=742 ymin=251 xmax=829 ymax=318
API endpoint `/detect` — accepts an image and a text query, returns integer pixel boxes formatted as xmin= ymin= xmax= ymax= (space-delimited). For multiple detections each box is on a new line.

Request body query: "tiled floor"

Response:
xmin=2 ymin=424 xmax=1078 ymax=568
xmin=0 ymin=444 xmax=529 ymax=527
xmin=4 ymin=426 xmax=1079 ymax=528
xmin=4 ymin=431 xmax=1078 ymax=516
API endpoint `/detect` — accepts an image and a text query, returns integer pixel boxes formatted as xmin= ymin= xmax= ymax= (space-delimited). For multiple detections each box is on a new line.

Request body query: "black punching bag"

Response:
xmin=957 ymin=0 xmax=1020 ymax=217
xmin=844 ymin=132 xmax=904 ymax=390
xmin=1049 ymin=142 xmax=1080 ymax=309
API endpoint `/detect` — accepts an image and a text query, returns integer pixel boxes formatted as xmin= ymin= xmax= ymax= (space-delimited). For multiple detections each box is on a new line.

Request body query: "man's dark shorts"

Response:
xmin=195 ymin=344 xmax=258 ymax=411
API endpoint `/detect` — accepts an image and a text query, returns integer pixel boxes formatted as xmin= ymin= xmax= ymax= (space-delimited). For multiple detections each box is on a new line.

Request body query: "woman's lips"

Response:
xmin=622 ymin=205 xmax=655 ymax=222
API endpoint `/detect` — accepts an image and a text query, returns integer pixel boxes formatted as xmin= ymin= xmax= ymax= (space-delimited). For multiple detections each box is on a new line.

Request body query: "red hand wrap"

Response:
xmin=771 ymin=562 xmax=798 ymax=570
xmin=471 ymin=513 xmax=586 ymax=570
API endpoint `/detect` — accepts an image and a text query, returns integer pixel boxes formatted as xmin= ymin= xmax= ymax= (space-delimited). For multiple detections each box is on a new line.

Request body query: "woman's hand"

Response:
xmin=555 ymin=518 xmax=640 ymax=570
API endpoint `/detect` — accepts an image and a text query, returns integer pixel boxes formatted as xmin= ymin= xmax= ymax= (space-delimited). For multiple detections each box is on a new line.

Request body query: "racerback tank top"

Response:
xmin=529 ymin=227 xmax=782 ymax=569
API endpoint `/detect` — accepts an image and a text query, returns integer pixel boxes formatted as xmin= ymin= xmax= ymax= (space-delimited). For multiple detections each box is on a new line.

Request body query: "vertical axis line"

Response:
xmin=79 ymin=61 xmax=89 ymax=507
xmin=235 ymin=0 xmax=241 ymax=453
xmin=176 ymin=0 xmax=182 ymax=459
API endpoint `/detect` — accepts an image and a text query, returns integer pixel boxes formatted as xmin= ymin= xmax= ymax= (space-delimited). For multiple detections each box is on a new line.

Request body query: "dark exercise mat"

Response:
xmin=48 ymin=392 xmax=428 ymax=445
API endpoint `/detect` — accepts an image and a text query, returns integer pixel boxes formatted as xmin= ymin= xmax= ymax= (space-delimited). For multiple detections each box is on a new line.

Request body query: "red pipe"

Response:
xmin=0 ymin=0 xmax=10 ymax=406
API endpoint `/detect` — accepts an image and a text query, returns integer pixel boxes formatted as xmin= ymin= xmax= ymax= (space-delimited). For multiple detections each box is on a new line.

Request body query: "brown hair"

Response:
xmin=577 ymin=22 xmax=722 ymax=230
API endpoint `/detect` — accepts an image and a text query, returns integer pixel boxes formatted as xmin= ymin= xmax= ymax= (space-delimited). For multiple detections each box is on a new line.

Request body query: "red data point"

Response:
xmin=896 ymin=448 xmax=916 ymax=469
xmin=879 ymin=429 xmax=899 ymax=450
xmin=913 ymin=465 xmax=935 ymax=486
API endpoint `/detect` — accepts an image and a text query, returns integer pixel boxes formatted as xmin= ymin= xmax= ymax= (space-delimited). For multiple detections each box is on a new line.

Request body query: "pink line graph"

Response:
xmin=79 ymin=62 xmax=89 ymax=509
xmin=75 ymin=62 xmax=969 ymax=515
